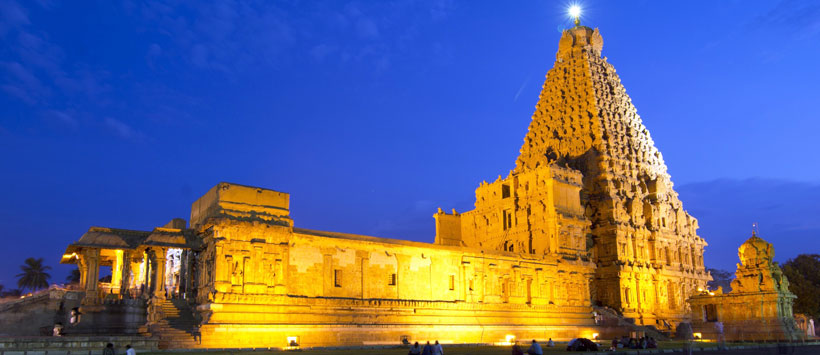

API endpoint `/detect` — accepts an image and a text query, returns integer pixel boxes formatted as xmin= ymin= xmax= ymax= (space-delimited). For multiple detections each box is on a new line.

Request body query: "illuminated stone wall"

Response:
xmin=190 ymin=183 xmax=597 ymax=348
xmin=689 ymin=233 xmax=800 ymax=341
xmin=435 ymin=165 xmax=589 ymax=259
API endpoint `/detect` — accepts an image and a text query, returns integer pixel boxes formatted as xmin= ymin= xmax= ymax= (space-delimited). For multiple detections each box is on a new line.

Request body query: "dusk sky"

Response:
xmin=1 ymin=0 xmax=819 ymax=287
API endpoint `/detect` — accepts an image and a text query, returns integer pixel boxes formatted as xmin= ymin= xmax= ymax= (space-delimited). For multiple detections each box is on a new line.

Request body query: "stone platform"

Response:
xmin=0 ymin=336 xmax=157 ymax=355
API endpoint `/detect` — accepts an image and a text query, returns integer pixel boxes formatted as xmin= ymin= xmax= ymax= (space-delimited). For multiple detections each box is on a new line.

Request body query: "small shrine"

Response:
xmin=688 ymin=231 xmax=801 ymax=341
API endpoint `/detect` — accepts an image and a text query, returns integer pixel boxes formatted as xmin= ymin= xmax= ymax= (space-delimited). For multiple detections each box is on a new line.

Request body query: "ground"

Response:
xmin=139 ymin=341 xmax=788 ymax=355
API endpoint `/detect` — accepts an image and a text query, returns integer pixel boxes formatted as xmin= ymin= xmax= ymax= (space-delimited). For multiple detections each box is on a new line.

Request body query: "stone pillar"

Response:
xmin=153 ymin=247 xmax=168 ymax=299
xmin=80 ymin=248 xmax=101 ymax=304
xmin=360 ymin=257 xmax=368 ymax=299
xmin=111 ymin=249 xmax=124 ymax=294
xmin=143 ymin=250 xmax=151 ymax=296
xmin=179 ymin=250 xmax=189 ymax=296
xmin=185 ymin=251 xmax=196 ymax=299
xmin=119 ymin=250 xmax=133 ymax=296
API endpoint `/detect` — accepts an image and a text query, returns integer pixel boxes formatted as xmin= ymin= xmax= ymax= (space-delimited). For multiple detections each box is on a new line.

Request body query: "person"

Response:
xmin=647 ymin=337 xmax=657 ymax=349
xmin=526 ymin=339 xmax=542 ymax=355
xmin=677 ymin=321 xmax=694 ymax=355
xmin=639 ymin=337 xmax=647 ymax=349
xmin=69 ymin=307 xmax=81 ymax=324
xmin=714 ymin=321 xmax=727 ymax=351
xmin=126 ymin=345 xmax=135 ymax=355
xmin=409 ymin=342 xmax=421 ymax=355
xmin=511 ymin=342 xmax=524 ymax=355
xmin=432 ymin=340 xmax=443 ymax=355
xmin=547 ymin=338 xmax=554 ymax=347
xmin=52 ymin=322 xmax=63 ymax=336
xmin=610 ymin=338 xmax=619 ymax=350
xmin=103 ymin=343 xmax=115 ymax=355
xmin=421 ymin=341 xmax=433 ymax=355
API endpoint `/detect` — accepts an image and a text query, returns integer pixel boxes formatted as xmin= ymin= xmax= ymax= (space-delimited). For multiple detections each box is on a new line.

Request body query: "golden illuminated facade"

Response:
xmin=188 ymin=182 xmax=597 ymax=348
xmin=437 ymin=25 xmax=710 ymax=327
xmin=57 ymin=23 xmax=711 ymax=348
xmin=689 ymin=233 xmax=800 ymax=341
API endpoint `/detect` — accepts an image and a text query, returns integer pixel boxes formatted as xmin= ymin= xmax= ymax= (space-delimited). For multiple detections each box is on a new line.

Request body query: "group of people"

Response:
xmin=407 ymin=340 xmax=444 ymax=355
xmin=511 ymin=339 xmax=554 ymax=355
xmin=102 ymin=343 xmax=136 ymax=355
xmin=610 ymin=335 xmax=657 ymax=350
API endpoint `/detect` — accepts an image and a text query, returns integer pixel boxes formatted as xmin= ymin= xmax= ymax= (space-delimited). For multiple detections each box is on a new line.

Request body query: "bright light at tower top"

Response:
xmin=569 ymin=5 xmax=581 ymax=25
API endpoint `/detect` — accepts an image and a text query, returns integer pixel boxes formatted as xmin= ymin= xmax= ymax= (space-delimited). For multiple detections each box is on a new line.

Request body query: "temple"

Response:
xmin=689 ymin=232 xmax=801 ymax=341
xmin=435 ymin=24 xmax=710 ymax=327
xmin=1 ymin=21 xmax=800 ymax=349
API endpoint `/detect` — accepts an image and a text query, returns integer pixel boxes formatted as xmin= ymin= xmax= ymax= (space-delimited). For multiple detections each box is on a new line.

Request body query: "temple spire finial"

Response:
xmin=569 ymin=5 xmax=581 ymax=26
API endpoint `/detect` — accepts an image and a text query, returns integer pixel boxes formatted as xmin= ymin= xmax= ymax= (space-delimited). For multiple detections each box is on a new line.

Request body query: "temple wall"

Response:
xmin=687 ymin=234 xmax=801 ymax=341
xmin=190 ymin=193 xmax=599 ymax=348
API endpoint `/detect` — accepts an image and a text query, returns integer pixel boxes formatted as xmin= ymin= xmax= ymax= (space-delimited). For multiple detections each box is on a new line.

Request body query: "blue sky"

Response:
xmin=1 ymin=0 xmax=819 ymax=287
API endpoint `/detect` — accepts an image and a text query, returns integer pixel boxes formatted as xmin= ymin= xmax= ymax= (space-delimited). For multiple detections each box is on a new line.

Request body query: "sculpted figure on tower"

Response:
xmin=436 ymin=23 xmax=710 ymax=326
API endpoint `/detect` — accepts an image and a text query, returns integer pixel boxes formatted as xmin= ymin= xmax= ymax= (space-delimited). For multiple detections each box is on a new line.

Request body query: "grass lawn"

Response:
xmin=141 ymin=341 xmax=734 ymax=355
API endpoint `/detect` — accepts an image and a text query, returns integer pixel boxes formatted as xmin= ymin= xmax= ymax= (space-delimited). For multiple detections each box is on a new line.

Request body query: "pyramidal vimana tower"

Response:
xmin=435 ymin=24 xmax=710 ymax=325
xmin=50 ymin=22 xmax=711 ymax=349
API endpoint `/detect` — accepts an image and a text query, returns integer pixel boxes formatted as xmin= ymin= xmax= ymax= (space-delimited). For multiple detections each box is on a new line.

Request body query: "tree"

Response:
xmin=16 ymin=257 xmax=52 ymax=292
xmin=1 ymin=289 xmax=22 ymax=298
xmin=66 ymin=268 xmax=81 ymax=284
xmin=706 ymin=268 xmax=734 ymax=293
xmin=782 ymin=254 xmax=820 ymax=319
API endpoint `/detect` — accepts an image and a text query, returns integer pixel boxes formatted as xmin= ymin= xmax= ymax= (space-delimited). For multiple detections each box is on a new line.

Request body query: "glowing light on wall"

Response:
xmin=285 ymin=336 xmax=300 ymax=350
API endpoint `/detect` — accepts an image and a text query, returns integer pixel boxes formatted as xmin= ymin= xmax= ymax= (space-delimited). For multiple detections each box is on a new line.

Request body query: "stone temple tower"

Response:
xmin=514 ymin=24 xmax=710 ymax=325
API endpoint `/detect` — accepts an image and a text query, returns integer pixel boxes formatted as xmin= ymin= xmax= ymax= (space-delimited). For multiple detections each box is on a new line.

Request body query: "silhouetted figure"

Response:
xmin=409 ymin=342 xmax=421 ymax=355
xmin=526 ymin=339 xmax=542 ymax=355
xmin=102 ymin=343 xmax=115 ymax=355
xmin=421 ymin=341 xmax=433 ymax=355
xmin=432 ymin=340 xmax=443 ymax=355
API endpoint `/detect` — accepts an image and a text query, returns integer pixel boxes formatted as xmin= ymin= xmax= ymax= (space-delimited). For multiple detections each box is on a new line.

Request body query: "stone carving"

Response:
xmin=434 ymin=25 xmax=708 ymax=327
xmin=59 ymin=23 xmax=722 ymax=347
xmin=689 ymin=232 xmax=800 ymax=341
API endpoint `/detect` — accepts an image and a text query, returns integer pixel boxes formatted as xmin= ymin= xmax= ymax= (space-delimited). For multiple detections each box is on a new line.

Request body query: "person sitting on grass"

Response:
xmin=512 ymin=342 xmax=524 ymax=355
xmin=610 ymin=338 xmax=619 ymax=350
xmin=526 ymin=339 xmax=543 ymax=355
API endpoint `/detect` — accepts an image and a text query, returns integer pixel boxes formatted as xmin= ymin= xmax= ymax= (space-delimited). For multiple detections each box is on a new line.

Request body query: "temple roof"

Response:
xmin=738 ymin=231 xmax=774 ymax=267
xmin=61 ymin=226 xmax=201 ymax=264
xmin=515 ymin=25 xmax=667 ymax=180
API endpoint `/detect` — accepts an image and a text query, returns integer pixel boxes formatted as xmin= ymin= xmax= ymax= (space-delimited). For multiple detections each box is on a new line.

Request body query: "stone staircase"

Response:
xmin=593 ymin=306 xmax=671 ymax=341
xmin=151 ymin=299 xmax=200 ymax=349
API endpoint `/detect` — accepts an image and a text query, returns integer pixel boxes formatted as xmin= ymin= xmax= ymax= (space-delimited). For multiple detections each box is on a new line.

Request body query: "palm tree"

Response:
xmin=16 ymin=257 xmax=52 ymax=292
xmin=66 ymin=268 xmax=81 ymax=284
